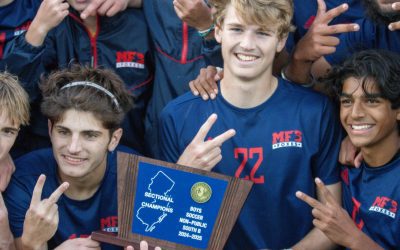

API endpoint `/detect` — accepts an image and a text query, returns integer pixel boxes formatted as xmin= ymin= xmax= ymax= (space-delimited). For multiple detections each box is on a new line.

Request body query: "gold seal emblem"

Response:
xmin=191 ymin=182 xmax=212 ymax=203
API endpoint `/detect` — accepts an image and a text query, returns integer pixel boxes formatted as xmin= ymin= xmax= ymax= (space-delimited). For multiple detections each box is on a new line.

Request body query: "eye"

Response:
xmin=84 ymin=132 xmax=100 ymax=140
xmin=366 ymin=98 xmax=380 ymax=104
xmin=340 ymin=98 xmax=352 ymax=106
xmin=257 ymin=31 xmax=271 ymax=36
xmin=56 ymin=129 xmax=69 ymax=136
xmin=229 ymin=27 xmax=242 ymax=32
xmin=1 ymin=128 xmax=18 ymax=138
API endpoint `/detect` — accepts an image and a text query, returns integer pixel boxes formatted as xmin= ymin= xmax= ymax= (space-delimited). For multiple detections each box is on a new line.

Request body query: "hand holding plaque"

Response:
xmin=92 ymin=154 xmax=252 ymax=250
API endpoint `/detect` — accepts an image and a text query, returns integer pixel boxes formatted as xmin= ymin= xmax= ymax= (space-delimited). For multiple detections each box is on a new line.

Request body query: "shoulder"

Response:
xmin=278 ymin=78 xmax=331 ymax=105
xmin=161 ymin=91 xmax=205 ymax=119
xmin=14 ymin=148 xmax=56 ymax=178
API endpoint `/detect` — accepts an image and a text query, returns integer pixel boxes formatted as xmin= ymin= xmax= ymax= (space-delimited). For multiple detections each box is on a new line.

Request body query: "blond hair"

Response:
xmin=0 ymin=72 xmax=30 ymax=126
xmin=211 ymin=0 xmax=295 ymax=39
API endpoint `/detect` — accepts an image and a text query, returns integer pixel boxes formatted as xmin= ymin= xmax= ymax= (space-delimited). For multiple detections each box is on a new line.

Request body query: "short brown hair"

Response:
xmin=0 ymin=72 xmax=30 ymax=126
xmin=211 ymin=0 xmax=295 ymax=39
xmin=40 ymin=65 xmax=133 ymax=131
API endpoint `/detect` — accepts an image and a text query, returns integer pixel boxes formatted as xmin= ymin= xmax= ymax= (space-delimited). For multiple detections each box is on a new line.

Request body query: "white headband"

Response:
xmin=60 ymin=81 xmax=120 ymax=110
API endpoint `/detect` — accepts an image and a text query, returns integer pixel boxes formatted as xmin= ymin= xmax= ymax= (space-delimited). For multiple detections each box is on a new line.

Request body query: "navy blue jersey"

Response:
xmin=0 ymin=0 xmax=39 ymax=59
xmin=341 ymin=156 xmax=400 ymax=249
xmin=142 ymin=0 xmax=209 ymax=157
xmin=325 ymin=18 xmax=400 ymax=65
xmin=286 ymin=0 xmax=364 ymax=51
xmin=2 ymin=8 xmax=153 ymax=155
xmin=4 ymin=146 xmax=135 ymax=249
xmin=160 ymin=78 xmax=341 ymax=249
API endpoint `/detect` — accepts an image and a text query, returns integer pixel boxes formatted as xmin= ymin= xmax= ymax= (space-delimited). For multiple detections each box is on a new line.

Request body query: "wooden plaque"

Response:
xmin=92 ymin=153 xmax=252 ymax=249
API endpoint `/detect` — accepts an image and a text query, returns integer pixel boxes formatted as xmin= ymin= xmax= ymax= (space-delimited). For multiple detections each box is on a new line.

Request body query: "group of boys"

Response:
xmin=0 ymin=0 xmax=399 ymax=249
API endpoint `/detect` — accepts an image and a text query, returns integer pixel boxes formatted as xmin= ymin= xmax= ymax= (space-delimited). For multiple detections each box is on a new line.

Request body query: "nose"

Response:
xmin=68 ymin=134 xmax=82 ymax=154
xmin=240 ymin=31 xmax=256 ymax=50
xmin=351 ymin=100 xmax=365 ymax=119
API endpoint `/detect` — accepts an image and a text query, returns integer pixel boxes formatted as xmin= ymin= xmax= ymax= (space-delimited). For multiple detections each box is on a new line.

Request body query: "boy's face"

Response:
xmin=215 ymin=5 xmax=286 ymax=82
xmin=0 ymin=112 xmax=19 ymax=162
xmin=67 ymin=0 xmax=92 ymax=13
xmin=340 ymin=77 xmax=400 ymax=150
xmin=49 ymin=109 xmax=121 ymax=181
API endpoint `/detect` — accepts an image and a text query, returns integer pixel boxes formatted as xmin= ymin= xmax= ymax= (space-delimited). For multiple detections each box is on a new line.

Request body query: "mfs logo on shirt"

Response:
xmin=272 ymin=130 xmax=302 ymax=149
xmin=369 ymin=196 xmax=398 ymax=219
xmin=116 ymin=51 xmax=145 ymax=69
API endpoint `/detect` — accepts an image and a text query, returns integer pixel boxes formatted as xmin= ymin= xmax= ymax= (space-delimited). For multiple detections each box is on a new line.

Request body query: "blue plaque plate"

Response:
xmin=132 ymin=162 xmax=228 ymax=249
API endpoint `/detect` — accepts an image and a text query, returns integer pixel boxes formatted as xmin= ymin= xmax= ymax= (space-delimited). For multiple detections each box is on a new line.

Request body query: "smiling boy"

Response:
xmin=159 ymin=0 xmax=343 ymax=248
xmin=297 ymin=50 xmax=400 ymax=249
xmin=0 ymin=72 xmax=30 ymax=250
xmin=3 ymin=65 xmax=136 ymax=250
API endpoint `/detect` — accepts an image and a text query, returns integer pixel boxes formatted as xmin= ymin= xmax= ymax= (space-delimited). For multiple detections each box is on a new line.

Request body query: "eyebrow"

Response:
xmin=340 ymin=92 xmax=383 ymax=98
xmin=54 ymin=125 xmax=102 ymax=134
xmin=1 ymin=127 xmax=19 ymax=132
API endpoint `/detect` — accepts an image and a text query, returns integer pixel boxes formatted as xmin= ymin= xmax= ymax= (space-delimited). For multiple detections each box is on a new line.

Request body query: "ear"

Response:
xmin=214 ymin=24 xmax=222 ymax=44
xmin=396 ymin=108 xmax=400 ymax=121
xmin=48 ymin=119 xmax=53 ymax=137
xmin=108 ymin=128 xmax=123 ymax=152
xmin=276 ymin=35 xmax=288 ymax=53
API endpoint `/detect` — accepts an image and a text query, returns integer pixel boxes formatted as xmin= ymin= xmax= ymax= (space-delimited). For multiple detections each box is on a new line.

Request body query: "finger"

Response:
xmin=192 ymin=114 xmax=218 ymax=142
xmin=48 ymin=182 xmax=69 ymax=204
xmin=321 ymin=23 xmax=359 ymax=35
xmin=204 ymin=154 xmax=222 ymax=171
xmin=315 ymin=178 xmax=337 ymax=205
xmin=315 ymin=0 xmax=327 ymax=20
xmin=173 ymin=0 xmax=185 ymax=12
xmin=354 ymin=151 xmax=363 ymax=168
xmin=389 ymin=21 xmax=400 ymax=31
xmin=215 ymin=67 xmax=224 ymax=83
xmin=140 ymin=241 xmax=148 ymax=250
xmin=155 ymin=247 xmax=162 ymax=250
xmin=173 ymin=5 xmax=184 ymax=19
xmin=98 ymin=0 xmax=114 ymax=16
xmin=106 ymin=2 xmax=125 ymax=17
xmin=393 ymin=2 xmax=400 ymax=10
xmin=320 ymin=3 xmax=349 ymax=24
xmin=31 ymin=174 xmax=46 ymax=207
xmin=0 ymin=192 xmax=6 ymax=209
xmin=296 ymin=190 xmax=324 ymax=209
xmin=189 ymin=81 xmax=200 ymax=96
xmin=126 ymin=246 xmax=134 ymax=250
xmin=317 ymin=36 xmax=340 ymax=47
xmin=209 ymin=128 xmax=236 ymax=147
xmin=205 ymin=66 xmax=219 ymax=97
xmin=81 ymin=0 xmax=103 ymax=19
xmin=0 ymin=173 xmax=6 ymax=192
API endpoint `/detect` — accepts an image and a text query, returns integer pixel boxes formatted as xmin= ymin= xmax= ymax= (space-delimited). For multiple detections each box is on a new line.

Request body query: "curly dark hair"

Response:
xmin=40 ymin=64 xmax=133 ymax=132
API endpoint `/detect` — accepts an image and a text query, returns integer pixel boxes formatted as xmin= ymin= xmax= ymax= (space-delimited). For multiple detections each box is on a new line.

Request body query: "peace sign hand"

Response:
xmin=177 ymin=114 xmax=236 ymax=171
xmin=293 ymin=0 xmax=360 ymax=62
xmin=21 ymin=174 xmax=69 ymax=250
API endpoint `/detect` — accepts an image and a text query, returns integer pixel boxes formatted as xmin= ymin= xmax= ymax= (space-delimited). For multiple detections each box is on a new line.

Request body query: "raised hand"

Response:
xmin=55 ymin=237 xmax=100 ymax=250
xmin=293 ymin=0 xmax=359 ymax=62
xmin=189 ymin=66 xmax=222 ymax=100
xmin=173 ymin=0 xmax=212 ymax=31
xmin=338 ymin=136 xmax=363 ymax=168
xmin=80 ymin=0 xmax=137 ymax=19
xmin=296 ymin=178 xmax=383 ymax=249
xmin=21 ymin=175 xmax=69 ymax=250
xmin=389 ymin=2 xmax=400 ymax=31
xmin=177 ymin=114 xmax=235 ymax=170
xmin=26 ymin=0 xmax=69 ymax=46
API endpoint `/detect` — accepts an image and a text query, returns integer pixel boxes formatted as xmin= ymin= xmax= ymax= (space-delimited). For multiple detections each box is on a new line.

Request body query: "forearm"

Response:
xmin=16 ymin=236 xmax=48 ymax=250
xmin=284 ymin=54 xmax=313 ymax=84
xmin=349 ymin=231 xmax=384 ymax=250
xmin=25 ymin=22 xmax=48 ymax=47
xmin=292 ymin=227 xmax=337 ymax=250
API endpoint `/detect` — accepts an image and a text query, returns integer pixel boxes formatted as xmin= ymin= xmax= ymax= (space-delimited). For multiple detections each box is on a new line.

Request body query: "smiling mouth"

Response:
xmin=351 ymin=124 xmax=374 ymax=131
xmin=235 ymin=53 xmax=258 ymax=62
xmin=63 ymin=155 xmax=86 ymax=164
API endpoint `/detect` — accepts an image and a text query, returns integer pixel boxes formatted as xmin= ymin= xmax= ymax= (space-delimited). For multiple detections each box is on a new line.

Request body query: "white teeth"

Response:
xmin=236 ymin=53 xmax=257 ymax=61
xmin=65 ymin=156 xmax=84 ymax=163
xmin=351 ymin=124 xmax=372 ymax=130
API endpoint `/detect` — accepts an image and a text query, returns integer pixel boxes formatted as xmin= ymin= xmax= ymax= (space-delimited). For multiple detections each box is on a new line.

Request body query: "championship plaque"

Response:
xmin=92 ymin=153 xmax=252 ymax=249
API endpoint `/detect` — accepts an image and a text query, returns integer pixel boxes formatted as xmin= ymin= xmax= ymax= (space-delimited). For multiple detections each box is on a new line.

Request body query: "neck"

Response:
xmin=0 ymin=0 xmax=13 ymax=7
xmin=59 ymin=157 xmax=107 ymax=200
xmin=83 ymin=15 xmax=97 ymax=36
xmin=220 ymin=70 xmax=277 ymax=108
xmin=362 ymin=130 xmax=400 ymax=167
